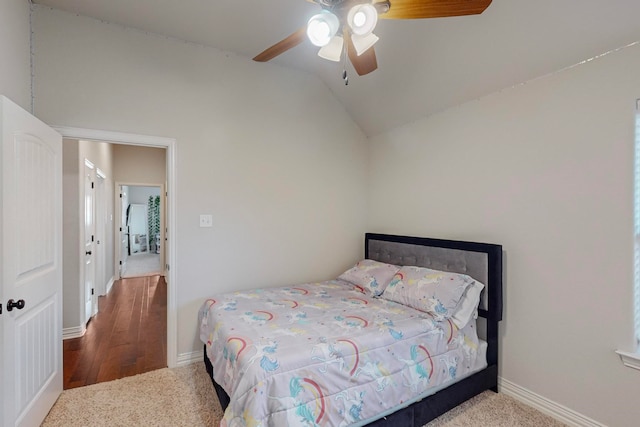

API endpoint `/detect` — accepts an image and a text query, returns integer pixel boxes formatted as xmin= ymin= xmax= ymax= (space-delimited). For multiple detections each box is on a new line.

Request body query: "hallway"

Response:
xmin=63 ymin=275 xmax=167 ymax=389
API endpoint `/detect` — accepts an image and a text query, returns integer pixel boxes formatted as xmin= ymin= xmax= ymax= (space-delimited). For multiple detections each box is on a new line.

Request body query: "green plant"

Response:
xmin=147 ymin=195 xmax=160 ymax=252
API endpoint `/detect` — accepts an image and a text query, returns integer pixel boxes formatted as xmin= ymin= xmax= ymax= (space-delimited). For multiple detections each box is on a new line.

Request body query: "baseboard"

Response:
xmin=498 ymin=377 xmax=606 ymax=427
xmin=62 ymin=325 xmax=86 ymax=340
xmin=105 ymin=276 xmax=115 ymax=294
xmin=176 ymin=351 xmax=202 ymax=367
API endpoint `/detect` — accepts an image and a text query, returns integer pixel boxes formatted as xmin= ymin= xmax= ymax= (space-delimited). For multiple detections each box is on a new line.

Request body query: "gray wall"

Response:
xmin=368 ymin=42 xmax=640 ymax=427
xmin=32 ymin=7 xmax=369 ymax=360
xmin=62 ymin=139 xmax=81 ymax=329
xmin=113 ymin=145 xmax=166 ymax=185
xmin=0 ymin=0 xmax=31 ymax=111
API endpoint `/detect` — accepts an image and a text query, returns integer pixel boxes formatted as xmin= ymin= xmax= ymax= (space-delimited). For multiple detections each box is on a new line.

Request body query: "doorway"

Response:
xmin=119 ymin=184 xmax=164 ymax=278
xmin=56 ymin=126 xmax=177 ymax=369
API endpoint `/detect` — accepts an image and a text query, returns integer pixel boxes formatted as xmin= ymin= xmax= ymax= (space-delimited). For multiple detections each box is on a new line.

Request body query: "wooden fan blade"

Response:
xmin=379 ymin=0 xmax=492 ymax=20
xmin=253 ymin=27 xmax=307 ymax=62
xmin=345 ymin=31 xmax=378 ymax=76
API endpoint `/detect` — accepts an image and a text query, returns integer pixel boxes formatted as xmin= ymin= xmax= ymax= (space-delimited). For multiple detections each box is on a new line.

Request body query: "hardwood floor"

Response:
xmin=63 ymin=275 xmax=167 ymax=389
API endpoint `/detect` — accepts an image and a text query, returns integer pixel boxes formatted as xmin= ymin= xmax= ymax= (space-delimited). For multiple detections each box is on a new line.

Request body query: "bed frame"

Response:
xmin=204 ymin=232 xmax=503 ymax=426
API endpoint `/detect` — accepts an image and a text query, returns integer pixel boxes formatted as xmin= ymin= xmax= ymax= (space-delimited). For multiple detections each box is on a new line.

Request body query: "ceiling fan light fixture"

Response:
xmin=347 ymin=4 xmax=378 ymax=36
xmin=318 ymin=35 xmax=344 ymax=62
xmin=351 ymin=32 xmax=379 ymax=56
xmin=307 ymin=11 xmax=340 ymax=47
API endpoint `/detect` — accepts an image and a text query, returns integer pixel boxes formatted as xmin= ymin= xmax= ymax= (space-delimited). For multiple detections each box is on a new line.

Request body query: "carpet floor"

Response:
xmin=42 ymin=362 xmax=566 ymax=426
xmin=122 ymin=252 xmax=162 ymax=278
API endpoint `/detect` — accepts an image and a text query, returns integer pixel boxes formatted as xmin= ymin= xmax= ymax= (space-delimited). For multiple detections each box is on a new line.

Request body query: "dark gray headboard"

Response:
xmin=367 ymin=240 xmax=488 ymax=288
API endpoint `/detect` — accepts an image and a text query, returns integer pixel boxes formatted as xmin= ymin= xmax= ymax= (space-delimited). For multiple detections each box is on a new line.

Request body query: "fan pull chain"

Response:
xmin=342 ymin=40 xmax=349 ymax=86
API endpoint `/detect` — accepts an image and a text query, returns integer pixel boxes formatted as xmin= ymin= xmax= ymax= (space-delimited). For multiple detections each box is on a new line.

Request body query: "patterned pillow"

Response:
xmin=337 ymin=259 xmax=400 ymax=296
xmin=381 ymin=265 xmax=476 ymax=321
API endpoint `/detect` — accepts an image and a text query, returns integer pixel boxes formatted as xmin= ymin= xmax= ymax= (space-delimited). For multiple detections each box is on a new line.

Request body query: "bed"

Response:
xmin=200 ymin=233 xmax=503 ymax=426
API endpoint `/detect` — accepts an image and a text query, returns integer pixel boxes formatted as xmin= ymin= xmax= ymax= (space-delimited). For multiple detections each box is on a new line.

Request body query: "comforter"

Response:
xmin=199 ymin=279 xmax=482 ymax=427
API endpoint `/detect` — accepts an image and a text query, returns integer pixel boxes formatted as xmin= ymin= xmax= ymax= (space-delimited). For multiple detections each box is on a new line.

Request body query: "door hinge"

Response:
xmin=119 ymin=193 xmax=122 ymax=198
xmin=91 ymin=182 xmax=94 ymax=189
xmin=91 ymin=235 xmax=94 ymax=242
xmin=91 ymin=288 xmax=94 ymax=295
xmin=119 ymin=260 xmax=122 ymax=265
xmin=0 ymin=303 xmax=2 ymax=314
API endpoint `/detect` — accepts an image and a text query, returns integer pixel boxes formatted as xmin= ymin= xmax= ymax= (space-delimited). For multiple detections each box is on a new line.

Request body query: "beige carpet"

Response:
xmin=42 ymin=363 xmax=222 ymax=427
xmin=122 ymin=252 xmax=162 ymax=278
xmin=43 ymin=363 xmax=565 ymax=426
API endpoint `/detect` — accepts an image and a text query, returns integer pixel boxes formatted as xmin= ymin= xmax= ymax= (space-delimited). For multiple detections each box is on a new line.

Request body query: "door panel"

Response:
xmin=1 ymin=95 xmax=63 ymax=427
xmin=84 ymin=160 xmax=95 ymax=321
xmin=119 ymin=186 xmax=128 ymax=277
xmin=95 ymin=172 xmax=106 ymax=297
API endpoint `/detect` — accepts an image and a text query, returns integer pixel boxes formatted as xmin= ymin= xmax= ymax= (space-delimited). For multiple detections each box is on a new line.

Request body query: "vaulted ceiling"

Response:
xmin=33 ymin=0 xmax=640 ymax=136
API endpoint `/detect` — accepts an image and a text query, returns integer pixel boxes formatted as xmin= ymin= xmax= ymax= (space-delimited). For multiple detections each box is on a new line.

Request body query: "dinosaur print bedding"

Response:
xmin=199 ymin=279 xmax=485 ymax=427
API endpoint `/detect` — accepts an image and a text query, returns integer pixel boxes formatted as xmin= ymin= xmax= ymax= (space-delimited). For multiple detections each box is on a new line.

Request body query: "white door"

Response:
xmin=119 ymin=185 xmax=128 ymax=277
xmin=83 ymin=160 xmax=95 ymax=322
xmin=0 ymin=96 xmax=63 ymax=427
xmin=94 ymin=171 xmax=106 ymax=299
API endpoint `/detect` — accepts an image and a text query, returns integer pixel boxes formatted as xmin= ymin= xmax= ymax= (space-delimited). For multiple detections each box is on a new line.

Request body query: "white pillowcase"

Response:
xmin=450 ymin=279 xmax=485 ymax=329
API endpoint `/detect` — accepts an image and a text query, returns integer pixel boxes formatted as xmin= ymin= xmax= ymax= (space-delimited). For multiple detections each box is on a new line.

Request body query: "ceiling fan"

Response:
xmin=253 ymin=0 xmax=492 ymax=81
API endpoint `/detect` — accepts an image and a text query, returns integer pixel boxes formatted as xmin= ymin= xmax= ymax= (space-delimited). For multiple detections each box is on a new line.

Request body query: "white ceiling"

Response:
xmin=33 ymin=0 xmax=640 ymax=136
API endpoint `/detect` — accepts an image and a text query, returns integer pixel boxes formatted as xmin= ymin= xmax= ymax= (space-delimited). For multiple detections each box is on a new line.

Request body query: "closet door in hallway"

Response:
xmin=63 ymin=275 xmax=167 ymax=389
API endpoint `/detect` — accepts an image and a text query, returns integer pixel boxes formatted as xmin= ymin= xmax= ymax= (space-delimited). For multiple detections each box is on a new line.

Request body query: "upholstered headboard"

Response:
xmin=365 ymin=233 xmax=503 ymax=365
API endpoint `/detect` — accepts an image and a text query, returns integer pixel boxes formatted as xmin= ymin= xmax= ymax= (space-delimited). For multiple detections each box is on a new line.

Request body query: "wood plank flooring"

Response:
xmin=63 ymin=275 xmax=167 ymax=389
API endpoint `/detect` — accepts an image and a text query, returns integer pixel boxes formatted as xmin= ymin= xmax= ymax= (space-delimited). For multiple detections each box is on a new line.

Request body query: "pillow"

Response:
xmin=381 ymin=265 xmax=476 ymax=321
xmin=450 ymin=279 xmax=485 ymax=329
xmin=337 ymin=259 xmax=400 ymax=296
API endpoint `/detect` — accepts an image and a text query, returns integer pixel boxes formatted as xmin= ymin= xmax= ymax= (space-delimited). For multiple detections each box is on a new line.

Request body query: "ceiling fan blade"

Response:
xmin=345 ymin=31 xmax=378 ymax=76
xmin=253 ymin=27 xmax=307 ymax=62
xmin=379 ymin=0 xmax=492 ymax=20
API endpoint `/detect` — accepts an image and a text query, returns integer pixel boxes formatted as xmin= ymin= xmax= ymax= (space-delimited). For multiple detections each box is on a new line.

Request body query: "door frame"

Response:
xmin=117 ymin=183 xmax=164 ymax=278
xmin=95 ymin=168 xmax=107 ymax=299
xmin=83 ymin=158 xmax=96 ymax=323
xmin=53 ymin=126 xmax=178 ymax=368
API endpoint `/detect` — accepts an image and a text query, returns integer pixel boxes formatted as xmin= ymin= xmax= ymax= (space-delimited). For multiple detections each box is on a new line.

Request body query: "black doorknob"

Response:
xmin=86 ymin=251 xmax=92 ymax=255
xmin=7 ymin=299 xmax=25 ymax=311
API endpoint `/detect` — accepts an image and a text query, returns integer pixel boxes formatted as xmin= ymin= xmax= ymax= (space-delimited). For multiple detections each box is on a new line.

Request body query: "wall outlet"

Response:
xmin=199 ymin=214 xmax=213 ymax=228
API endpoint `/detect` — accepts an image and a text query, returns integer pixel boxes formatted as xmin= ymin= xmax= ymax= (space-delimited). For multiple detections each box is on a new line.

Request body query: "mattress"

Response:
xmin=199 ymin=279 xmax=486 ymax=426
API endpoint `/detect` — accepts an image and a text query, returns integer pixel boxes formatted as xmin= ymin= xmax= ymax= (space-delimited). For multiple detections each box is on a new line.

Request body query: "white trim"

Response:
xmin=81 ymin=157 xmax=96 ymax=325
xmin=615 ymin=350 xmax=640 ymax=370
xmin=176 ymin=351 xmax=202 ymax=367
xmin=54 ymin=126 xmax=178 ymax=368
xmin=54 ymin=126 xmax=176 ymax=147
xmin=62 ymin=325 xmax=86 ymax=340
xmin=498 ymin=377 xmax=606 ymax=427
xmin=105 ymin=276 xmax=115 ymax=294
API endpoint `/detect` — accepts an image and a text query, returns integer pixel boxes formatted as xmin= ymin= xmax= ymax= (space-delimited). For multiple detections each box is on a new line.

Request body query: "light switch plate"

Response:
xmin=199 ymin=214 xmax=213 ymax=228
